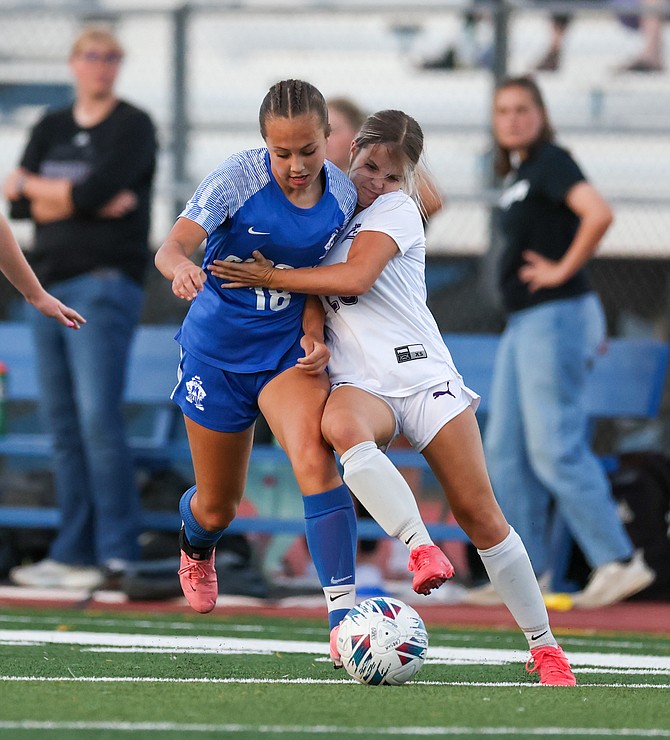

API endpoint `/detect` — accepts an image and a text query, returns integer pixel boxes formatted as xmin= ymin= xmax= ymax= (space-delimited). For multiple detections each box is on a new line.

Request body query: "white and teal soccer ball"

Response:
xmin=336 ymin=597 xmax=428 ymax=686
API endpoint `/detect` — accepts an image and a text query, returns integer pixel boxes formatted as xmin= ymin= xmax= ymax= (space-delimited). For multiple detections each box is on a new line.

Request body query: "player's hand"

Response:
xmin=31 ymin=291 xmax=86 ymax=329
xmin=518 ymin=250 xmax=568 ymax=292
xmin=209 ymin=251 xmax=276 ymax=288
xmin=172 ymin=261 xmax=206 ymax=301
xmin=297 ymin=334 xmax=330 ymax=375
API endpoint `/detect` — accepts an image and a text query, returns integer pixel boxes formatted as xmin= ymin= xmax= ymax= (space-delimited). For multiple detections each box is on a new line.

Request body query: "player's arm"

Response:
xmin=297 ymin=296 xmax=330 ymax=375
xmin=155 ymin=217 xmax=208 ymax=301
xmin=0 ymin=215 xmax=85 ymax=329
xmin=210 ymin=231 xmax=398 ymax=296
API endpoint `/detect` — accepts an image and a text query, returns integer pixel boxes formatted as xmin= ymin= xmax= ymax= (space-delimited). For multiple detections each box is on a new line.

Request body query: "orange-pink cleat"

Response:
xmin=178 ymin=528 xmax=218 ymax=614
xmin=408 ymin=544 xmax=455 ymax=595
xmin=330 ymin=624 xmax=343 ymax=669
xmin=526 ymin=645 xmax=576 ymax=686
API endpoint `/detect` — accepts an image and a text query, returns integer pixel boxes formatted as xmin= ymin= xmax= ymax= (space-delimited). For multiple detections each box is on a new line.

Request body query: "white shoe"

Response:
xmin=9 ymin=559 xmax=104 ymax=590
xmin=571 ymin=551 xmax=655 ymax=609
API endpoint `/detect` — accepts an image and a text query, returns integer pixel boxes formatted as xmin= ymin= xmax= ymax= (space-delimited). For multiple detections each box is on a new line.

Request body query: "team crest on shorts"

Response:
xmin=185 ymin=375 xmax=206 ymax=411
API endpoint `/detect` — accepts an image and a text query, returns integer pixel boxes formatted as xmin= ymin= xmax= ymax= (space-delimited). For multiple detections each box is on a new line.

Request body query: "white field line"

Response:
xmin=0 ymin=721 xmax=669 ymax=736
xmin=574 ymin=668 xmax=670 ymax=675
xmin=1 ymin=613 xmax=667 ymax=652
xmin=74 ymin=651 xmax=670 ymax=675
xmin=0 ymin=675 xmax=669 ymax=689
xmin=2 ymin=629 xmax=670 ymax=670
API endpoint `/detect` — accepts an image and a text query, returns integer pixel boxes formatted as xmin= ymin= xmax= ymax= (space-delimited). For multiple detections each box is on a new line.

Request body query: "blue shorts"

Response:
xmin=171 ymin=334 xmax=304 ymax=432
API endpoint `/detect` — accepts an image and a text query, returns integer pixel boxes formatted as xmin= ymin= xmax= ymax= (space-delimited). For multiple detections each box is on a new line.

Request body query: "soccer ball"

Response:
xmin=336 ymin=597 xmax=428 ymax=685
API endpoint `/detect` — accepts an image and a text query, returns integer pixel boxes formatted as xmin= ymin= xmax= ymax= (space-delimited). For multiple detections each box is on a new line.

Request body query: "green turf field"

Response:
xmin=0 ymin=606 xmax=669 ymax=739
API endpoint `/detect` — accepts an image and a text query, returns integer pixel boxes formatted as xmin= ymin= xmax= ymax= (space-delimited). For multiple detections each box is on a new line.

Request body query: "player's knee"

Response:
xmin=453 ymin=504 xmax=508 ymax=549
xmin=321 ymin=408 xmax=359 ymax=454
xmin=196 ymin=500 xmax=238 ymax=531
xmin=289 ymin=442 xmax=339 ymax=491
xmin=293 ymin=453 xmax=336 ymax=484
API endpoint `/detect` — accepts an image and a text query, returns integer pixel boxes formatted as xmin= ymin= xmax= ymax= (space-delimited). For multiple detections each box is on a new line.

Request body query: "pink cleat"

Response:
xmin=526 ymin=645 xmax=576 ymax=686
xmin=408 ymin=544 xmax=455 ymax=595
xmin=178 ymin=528 xmax=218 ymax=614
xmin=330 ymin=624 xmax=343 ymax=669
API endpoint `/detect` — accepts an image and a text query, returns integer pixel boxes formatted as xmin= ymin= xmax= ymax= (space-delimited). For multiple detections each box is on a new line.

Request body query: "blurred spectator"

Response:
xmin=616 ymin=0 xmax=666 ymax=71
xmin=421 ymin=3 xmax=492 ymax=70
xmin=533 ymin=0 xmax=667 ymax=72
xmin=3 ymin=25 xmax=157 ymax=590
xmin=325 ymin=97 xmax=367 ymax=174
xmin=534 ymin=13 xmax=571 ymax=71
xmin=481 ymin=76 xmax=655 ymax=608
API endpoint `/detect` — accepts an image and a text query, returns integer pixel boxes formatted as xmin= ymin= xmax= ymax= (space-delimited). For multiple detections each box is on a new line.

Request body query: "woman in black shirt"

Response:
xmin=4 ymin=25 xmax=157 ymax=590
xmin=483 ymin=76 xmax=654 ymax=609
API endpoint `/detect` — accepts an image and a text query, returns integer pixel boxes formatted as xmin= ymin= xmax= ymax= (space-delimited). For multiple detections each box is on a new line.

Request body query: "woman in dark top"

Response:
xmin=483 ymin=76 xmax=654 ymax=609
xmin=3 ymin=25 xmax=157 ymax=590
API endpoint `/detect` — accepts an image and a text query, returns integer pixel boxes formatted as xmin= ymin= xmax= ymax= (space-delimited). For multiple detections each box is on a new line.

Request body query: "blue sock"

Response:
xmin=179 ymin=486 xmax=224 ymax=550
xmin=303 ymin=484 xmax=357 ymax=629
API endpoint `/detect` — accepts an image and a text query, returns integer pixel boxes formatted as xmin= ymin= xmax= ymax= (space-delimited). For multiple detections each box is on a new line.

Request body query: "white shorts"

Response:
xmin=335 ymin=378 xmax=480 ymax=453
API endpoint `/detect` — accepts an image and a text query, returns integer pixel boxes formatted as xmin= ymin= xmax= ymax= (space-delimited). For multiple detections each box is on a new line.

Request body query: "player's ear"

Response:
xmin=348 ymin=143 xmax=359 ymax=170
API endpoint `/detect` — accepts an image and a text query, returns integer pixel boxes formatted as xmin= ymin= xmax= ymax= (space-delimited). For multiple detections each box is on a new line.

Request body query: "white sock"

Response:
xmin=340 ymin=441 xmax=432 ymax=551
xmin=323 ymin=585 xmax=357 ymax=621
xmin=478 ymin=527 xmax=557 ymax=650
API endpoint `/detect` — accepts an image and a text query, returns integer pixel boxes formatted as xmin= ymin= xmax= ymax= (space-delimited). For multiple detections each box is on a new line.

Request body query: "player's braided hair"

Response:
xmin=259 ymin=79 xmax=329 ymax=138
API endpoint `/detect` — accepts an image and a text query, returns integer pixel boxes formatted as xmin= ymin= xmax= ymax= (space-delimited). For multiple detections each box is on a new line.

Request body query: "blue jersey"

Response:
xmin=176 ymin=148 xmax=356 ymax=372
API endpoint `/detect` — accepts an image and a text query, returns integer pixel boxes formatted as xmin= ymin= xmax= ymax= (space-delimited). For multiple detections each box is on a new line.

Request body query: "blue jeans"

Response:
xmin=484 ymin=293 xmax=633 ymax=574
xmin=28 ymin=270 xmax=144 ymax=567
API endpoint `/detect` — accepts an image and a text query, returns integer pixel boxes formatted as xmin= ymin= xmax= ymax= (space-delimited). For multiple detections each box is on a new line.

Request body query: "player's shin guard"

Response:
xmin=478 ymin=527 xmax=557 ymax=649
xmin=303 ymin=484 xmax=357 ymax=629
xmin=179 ymin=486 xmax=224 ymax=550
xmin=340 ymin=441 xmax=432 ymax=549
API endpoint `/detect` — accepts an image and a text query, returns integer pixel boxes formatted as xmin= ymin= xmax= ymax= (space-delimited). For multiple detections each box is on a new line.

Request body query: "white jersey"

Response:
xmin=321 ymin=190 xmax=464 ymax=397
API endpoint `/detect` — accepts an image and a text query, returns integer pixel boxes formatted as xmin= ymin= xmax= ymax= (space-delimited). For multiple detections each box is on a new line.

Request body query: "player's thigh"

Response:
xmin=422 ymin=407 xmax=508 ymax=547
xmin=258 ymin=367 xmax=340 ymax=493
xmin=321 ymin=385 xmax=397 ymax=455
